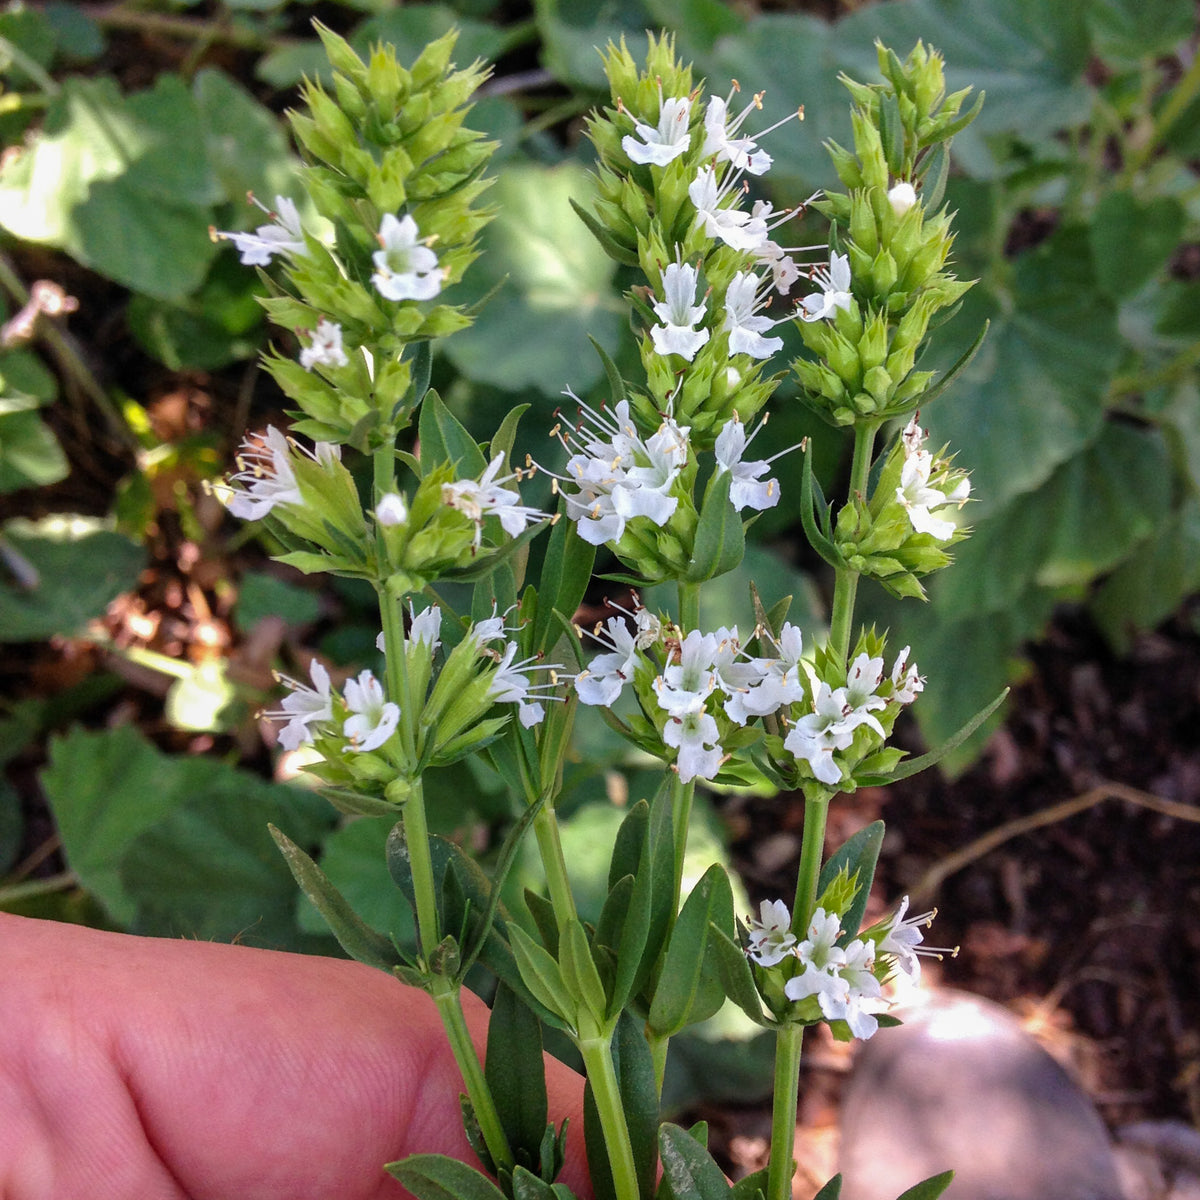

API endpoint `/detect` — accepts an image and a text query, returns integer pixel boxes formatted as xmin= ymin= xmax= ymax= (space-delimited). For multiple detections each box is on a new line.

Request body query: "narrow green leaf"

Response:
xmin=508 ymin=923 xmax=573 ymax=1027
xmin=856 ymin=687 xmax=1009 ymax=785
xmin=707 ymin=924 xmax=772 ymax=1028
xmin=686 ymin=469 xmax=744 ymax=582
xmin=594 ymin=873 xmax=634 ymax=957
xmin=560 ymin=918 xmax=609 ymax=1027
xmin=486 ymin=983 xmax=549 ymax=1161
xmin=914 ymin=318 xmax=988 ymax=410
xmin=524 ymin=887 xmax=561 ymax=958
xmin=569 ymin=198 xmax=640 ymax=267
xmin=512 ymin=1167 xmax=558 ymax=1200
xmin=730 ymin=1167 xmax=770 ymax=1200
xmin=647 ymin=864 xmax=734 ymax=1038
xmin=816 ymin=820 xmax=884 ymax=943
xmin=386 ymin=1153 xmax=509 ymax=1200
xmin=489 ymin=402 xmax=531 ymax=466
xmin=418 ymin=388 xmax=487 ymax=477
xmin=895 ymin=1170 xmax=954 ymax=1200
xmin=532 ymin=499 xmax=596 ymax=655
xmin=658 ymin=1123 xmax=731 ymax=1200
xmin=812 ymin=1175 xmax=843 ymax=1200
xmin=588 ymin=333 xmax=628 ymax=402
xmin=269 ymin=825 xmax=400 ymax=971
xmin=800 ymin=445 xmax=842 ymax=569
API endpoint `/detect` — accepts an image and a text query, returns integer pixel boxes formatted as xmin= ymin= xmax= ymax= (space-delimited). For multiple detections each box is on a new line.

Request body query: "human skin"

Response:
xmin=0 ymin=913 xmax=589 ymax=1200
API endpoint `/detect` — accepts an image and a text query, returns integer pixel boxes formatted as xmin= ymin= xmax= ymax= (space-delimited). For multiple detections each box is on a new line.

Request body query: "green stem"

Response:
xmin=400 ymin=780 xmax=441 ymax=964
xmin=765 ymin=1024 xmax=804 ymax=1200
xmin=532 ymin=802 xmax=578 ymax=929
xmin=827 ymin=421 xmax=879 ymax=666
xmin=0 ymin=870 xmax=76 ymax=906
xmin=677 ymin=579 xmax=701 ymax=630
xmin=431 ymin=978 xmax=515 ymax=1176
xmin=579 ymin=1034 xmax=641 ymax=1200
xmin=792 ymin=794 xmax=830 ymax=928
xmin=1126 ymin=47 xmax=1200 ymax=179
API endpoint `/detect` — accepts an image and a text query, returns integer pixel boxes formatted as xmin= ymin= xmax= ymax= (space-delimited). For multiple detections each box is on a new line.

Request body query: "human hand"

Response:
xmin=0 ymin=913 xmax=588 ymax=1200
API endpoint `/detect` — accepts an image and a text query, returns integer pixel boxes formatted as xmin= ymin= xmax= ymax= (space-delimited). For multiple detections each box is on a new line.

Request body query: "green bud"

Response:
xmin=857 ymin=311 xmax=888 ymax=371
xmin=848 ymin=192 xmax=879 ymax=257
xmin=824 ymin=138 xmax=864 ymax=189
xmin=863 ymin=364 xmax=893 ymax=405
xmin=385 ymin=777 xmax=415 ymax=806
xmin=850 ymin=109 xmax=888 ymax=191
xmin=870 ymin=248 xmax=899 ymax=295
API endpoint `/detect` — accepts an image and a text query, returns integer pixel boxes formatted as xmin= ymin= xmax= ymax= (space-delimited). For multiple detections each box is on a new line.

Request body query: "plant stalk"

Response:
xmin=827 ymin=420 xmax=879 ymax=667
xmin=792 ymin=794 xmax=830 ymax=928
xmin=532 ymin=802 xmax=578 ymax=929
xmin=765 ymin=1023 xmax=804 ymax=1200
xmin=579 ymin=1034 xmax=641 ymax=1200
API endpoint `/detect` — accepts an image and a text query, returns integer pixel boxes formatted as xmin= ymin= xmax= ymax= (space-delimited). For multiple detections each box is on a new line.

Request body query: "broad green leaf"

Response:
xmin=0 ymin=76 xmax=218 ymax=299
xmin=812 ymin=1176 xmax=843 ymax=1200
xmin=1089 ymin=192 xmax=1185 ymax=299
xmin=296 ymin=815 xmax=416 ymax=947
xmin=647 ymin=863 xmax=734 ymax=1037
xmin=441 ymin=163 xmax=622 ymax=396
xmin=534 ymin=0 xmax=657 ymax=91
xmin=387 ymin=1154 xmax=509 ymax=1200
xmin=234 ymin=569 xmax=322 ymax=631
xmin=40 ymin=725 xmax=330 ymax=933
xmin=922 ymin=226 xmax=1119 ymax=519
xmin=1090 ymin=496 xmax=1200 ymax=652
xmin=0 ymin=516 xmax=145 ymax=641
xmin=658 ymin=1122 xmax=731 ymax=1200
xmin=270 ymin=825 xmax=403 ymax=971
xmin=193 ymin=67 xmax=302 ymax=204
xmin=707 ymin=923 xmax=772 ymax=1027
xmin=357 ymin=6 xmax=508 ymax=68
xmin=1086 ymin=0 xmax=1194 ymax=62
xmin=644 ymin=0 xmax=742 ymax=52
xmin=0 ymin=409 xmax=67 ymax=491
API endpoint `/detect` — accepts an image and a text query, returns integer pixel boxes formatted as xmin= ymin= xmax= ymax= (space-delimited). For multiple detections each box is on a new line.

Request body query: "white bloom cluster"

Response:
xmin=895 ymin=415 xmax=971 ymax=540
xmin=553 ymin=397 xmax=690 ymax=547
xmin=371 ymin=213 xmax=444 ymax=301
xmin=745 ymin=897 xmax=944 ymax=1040
xmin=263 ymin=659 xmax=399 ymax=755
xmin=300 ymin=318 xmax=349 ymax=371
xmin=574 ymin=611 xmax=921 ymax=788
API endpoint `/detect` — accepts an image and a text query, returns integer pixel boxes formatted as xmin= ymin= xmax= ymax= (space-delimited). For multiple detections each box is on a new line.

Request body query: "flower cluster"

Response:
xmin=574 ymin=610 xmax=920 ymax=788
xmin=745 ymin=895 xmax=943 ymax=1039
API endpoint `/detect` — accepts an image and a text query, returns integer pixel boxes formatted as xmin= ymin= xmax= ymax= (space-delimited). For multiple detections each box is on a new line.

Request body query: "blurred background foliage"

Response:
xmin=1 ymin=0 xmax=1199 ymax=1105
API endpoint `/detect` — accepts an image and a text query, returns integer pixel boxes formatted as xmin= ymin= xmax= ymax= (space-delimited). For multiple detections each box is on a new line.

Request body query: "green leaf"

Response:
xmin=508 ymin=922 xmax=574 ymax=1028
xmin=0 ymin=517 xmax=145 ymax=642
xmin=442 ymin=164 xmax=622 ymax=396
xmin=234 ymin=570 xmax=321 ymax=631
xmin=816 ymin=821 xmax=883 ymax=943
xmin=531 ymin=500 xmax=596 ymax=655
xmin=486 ymin=983 xmax=550 ymax=1164
xmin=895 ymin=1170 xmax=955 ymax=1200
xmin=812 ymin=1176 xmax=843 ymax=1200
xmin=534 ymin=0 xmax=656 ymax=90
xmin=40 ymin=724 xmax=331 ymax=937
xmin=923 ymin=226 xmax=1119 ymax=518
xmin=657 ymin=1122 xmax=731 ymax=1200
xmin=0 ymin=409 xmax=67 ymax=491
xmin=419 ymin=388 xmax=489 ymax=477
xmin=269 ymin=825 xmax=402 ymax=970
xmin=1089 ymin=192 xmax=1185 ymax=299
xmin=0 ymin=76 xmax=219 ymax=299
xmin=1086 ymin=0 xmax=1194 ymax=62
xmin=647 ymin=863 xmax=734 ymax=1038
xmin=730 ymin=1167 xmax=770 ymax=1200
xmin=387 ymin=1154 xmax=509 ymax=1200
xmin=355 ymin=7 xmax=508 ymax=71
xmin=707 ymin=923 xmax=772 ymax=1028
xmin=560 ymin=918 xmax=609 ymax=1026
xmin=686 ymin=469 xmax=745 ymax=583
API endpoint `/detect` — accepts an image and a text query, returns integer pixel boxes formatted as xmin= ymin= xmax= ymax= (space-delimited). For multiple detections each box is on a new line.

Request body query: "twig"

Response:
xmin=910 ymin=781 xmax=1200 ymax=903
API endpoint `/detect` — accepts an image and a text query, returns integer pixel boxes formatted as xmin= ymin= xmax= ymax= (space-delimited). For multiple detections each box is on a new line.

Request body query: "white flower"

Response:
xmin=653 ymin=628 xmax=719 ymax=718
xmin=650 ymin=260 xmax=710 ymax=362
xmin=688 ymin=166 xmax=768 ymax=252
xmin=713 ymin=414 xmax=798 ymax=513
xmin=888 ymin=181 xmax=918 ymax=217
xmin=299 ymin=318 xmax=348 ymax=371
xmin=663 ymin=695 xmax=724 ymax=783
xmin=218 ymin=194 xmax=306 ymax=266
xmin=890 ymin=645 xmax=924 ymax=705
xmin=756 ymin=240 xmax=801 ymax=295
xmin=489 ymin=641 xmax=562 ymax=728
xmin=555 ymin=397 xmax=689 ymax=547
xmin=896 ymin=416 xmax=971 ymax=540
xmin=784 ymin=677 xmax=885 ymax=786
xmin=575 ymin=614 xmax=641 ymax=707
xmin=784 ymin=907 xmax=850 ymax=1013
xmin=371 ymin=213 xmax=443 ymax=301
xmin=844 ymin=652 xmax=886 ymax=714
xmin=443 ymin=454 xmax=545 ymax=550
xmin=723 ymin=621 xmax=805 ymax=723
xmin=746 ymin=899 xmax=797 ymax=967
xmin=266 ymin=659 xmax=333 ymax=752
xmin=722 ymin=270 xmax=784 ymax=360
xmin=798 ymin=251 xmax=853 ymax=322
xmin=343 ymin=669 xmax=400 ymax=752
xmin=622 ymin=94 xmax=692 ymax=166
xmin=409 ymin=603 xmax=442 ymax=651
xmin=375 ymin=493 xmax=408 ymax=526
xmin=701 ymin=93 xmax=772 ymax=176
xmin=878 ymin=896 xmax=940 ymax=983
xmin=225 ymin=426 xmax=302 ymax=519
xmin=830 ymin=938 xmax=886 ymax=1039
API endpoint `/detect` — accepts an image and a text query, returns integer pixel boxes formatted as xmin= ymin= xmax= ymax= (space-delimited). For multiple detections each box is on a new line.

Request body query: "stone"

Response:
xmin=837 ymin=989 xmax=1123 ymax=1200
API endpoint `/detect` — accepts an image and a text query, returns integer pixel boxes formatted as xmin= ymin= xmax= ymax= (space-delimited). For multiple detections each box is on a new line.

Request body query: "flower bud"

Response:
xmin=888 ymin=181 xmax=917 ymax=217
